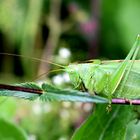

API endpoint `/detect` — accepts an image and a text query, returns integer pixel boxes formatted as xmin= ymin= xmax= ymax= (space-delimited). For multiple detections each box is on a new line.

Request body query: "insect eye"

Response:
xmin=69 ymin=70 xmax=75 ymax=74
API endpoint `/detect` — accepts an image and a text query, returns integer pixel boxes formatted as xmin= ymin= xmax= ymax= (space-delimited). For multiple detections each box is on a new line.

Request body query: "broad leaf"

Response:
xmin=40 ymin=83 xmax=108 ymax=103
xmin=71 ymin=105 xmax=133 ymax=140
xmin=0 ymin=83 xmax=108 ymax=103
xmin=126 ymin=117 xmax=140 ymax=139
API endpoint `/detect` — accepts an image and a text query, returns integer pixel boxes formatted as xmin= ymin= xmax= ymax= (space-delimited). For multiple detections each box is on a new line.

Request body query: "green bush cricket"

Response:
xmin=0 ymin=35 xmax=140 ymax=104
xmin=66 ymin=35 xmax=140 ymax=102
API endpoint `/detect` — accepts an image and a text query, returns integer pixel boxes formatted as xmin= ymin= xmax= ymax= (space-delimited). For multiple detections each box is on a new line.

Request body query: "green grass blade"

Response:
xmin=109 ymin=35 xmax=140 ymax=94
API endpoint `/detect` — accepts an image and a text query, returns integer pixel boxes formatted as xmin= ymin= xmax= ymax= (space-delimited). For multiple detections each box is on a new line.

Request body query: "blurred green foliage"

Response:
xmin=0 ymin=0 xmax=140 ymax=140
xmin=0 ymin=117 xmax=28 ymax=140
xmin=101 ymin=0 xmax=140 ymax=59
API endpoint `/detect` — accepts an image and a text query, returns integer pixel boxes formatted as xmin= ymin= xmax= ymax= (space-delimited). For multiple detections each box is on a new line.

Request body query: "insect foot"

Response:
xmin=106 ymin=103 xmax=112 ymax=113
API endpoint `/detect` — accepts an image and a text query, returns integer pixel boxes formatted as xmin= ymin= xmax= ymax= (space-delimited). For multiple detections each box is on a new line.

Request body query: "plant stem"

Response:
xmin=38 ymin=0 xmax=62 ymax=76
xmin=112 ymin=98 xmax=140 ymax=105
xmin=0 ymin=84 xmax=43 ymax=95
xmin=0 ymin=84 xmax=140 ymax=105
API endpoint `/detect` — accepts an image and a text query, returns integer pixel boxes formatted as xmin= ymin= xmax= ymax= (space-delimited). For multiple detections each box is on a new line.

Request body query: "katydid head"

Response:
xmin=65 ymin=64 xmax=82 ymax=88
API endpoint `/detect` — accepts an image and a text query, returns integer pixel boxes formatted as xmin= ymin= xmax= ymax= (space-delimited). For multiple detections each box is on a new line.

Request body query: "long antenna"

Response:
xmin=32 ymin=68 xmax=65 ymax=81
xmin=0 ymin=53 xmax=66 ymax=68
